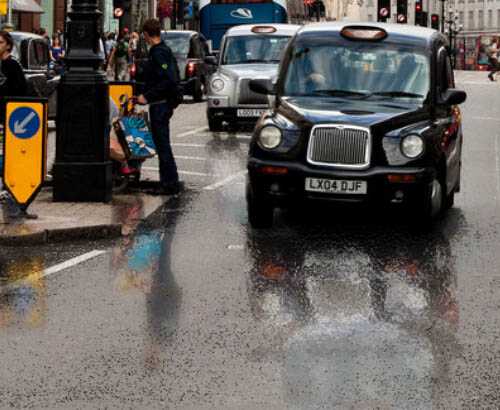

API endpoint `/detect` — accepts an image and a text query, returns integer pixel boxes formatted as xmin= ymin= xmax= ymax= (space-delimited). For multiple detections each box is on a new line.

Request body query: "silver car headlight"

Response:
xmin=401 ymin=134 xmax=424 ymax=159
xmin=258 ymin=126 xmax=282 ymax=149
xmin=211 ymin=78 xmax=225 ymax=92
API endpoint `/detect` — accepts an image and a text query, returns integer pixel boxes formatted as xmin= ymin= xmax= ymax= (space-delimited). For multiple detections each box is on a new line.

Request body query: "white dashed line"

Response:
xmin=171 ymin=143 xmax=206 ymax=148
xmin=0 ymin=250 xmax=106 ymax=294
xmin=175 ymin=126 xmax=208 ymax=138
xmin=203 ymin=170 xmax=247 ymax=190
xmin=141 ymin=166 xmax=211 ymax=177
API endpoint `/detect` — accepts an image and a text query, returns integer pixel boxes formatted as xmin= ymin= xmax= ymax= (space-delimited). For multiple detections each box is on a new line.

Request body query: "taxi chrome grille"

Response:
xmin=238 ymin=79 xmax=269 ymax=105
xmin=307 ymin=126 xmax=370 ymax=169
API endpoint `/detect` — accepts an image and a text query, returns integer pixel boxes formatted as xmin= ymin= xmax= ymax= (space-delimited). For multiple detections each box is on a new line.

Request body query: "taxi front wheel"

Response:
xmin=247 ymin=184 xmax=274 ymax=229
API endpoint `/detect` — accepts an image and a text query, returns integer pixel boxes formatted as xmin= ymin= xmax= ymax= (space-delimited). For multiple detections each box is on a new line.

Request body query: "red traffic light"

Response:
xmin=431 ymin=14 xmax=438 ymax=21
xmin=114 ymin=7 xmax=123 ymax=17
xmin=415 ymin=2 xmax=422 ymax=12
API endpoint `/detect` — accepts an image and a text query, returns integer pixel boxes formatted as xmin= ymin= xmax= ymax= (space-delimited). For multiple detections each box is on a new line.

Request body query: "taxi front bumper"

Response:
xmin=247 ymin=158 xmax=437 ymax=207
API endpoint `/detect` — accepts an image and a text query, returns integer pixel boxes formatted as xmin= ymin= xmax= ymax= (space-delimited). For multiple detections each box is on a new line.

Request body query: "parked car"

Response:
xmin=246 ymin=23 xmax=467 ymax=228
xmin=206 ymin=24 xmax=301 ymax=131
xmin=10 ymin=32 xmax=59 ymax=119
xmin=132 ymin=30 xmax=214 ymax=102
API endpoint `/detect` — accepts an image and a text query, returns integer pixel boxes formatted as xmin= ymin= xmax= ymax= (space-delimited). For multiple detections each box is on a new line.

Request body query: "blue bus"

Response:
xmin=199 ymin=0 xmax=289 ymax=50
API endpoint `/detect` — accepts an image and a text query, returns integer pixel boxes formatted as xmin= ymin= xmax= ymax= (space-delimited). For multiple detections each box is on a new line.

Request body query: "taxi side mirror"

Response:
xmin=249 ymin=79 xmax=275 ymax=95
xmin=440 ymin=89 xmax=467 ymax=106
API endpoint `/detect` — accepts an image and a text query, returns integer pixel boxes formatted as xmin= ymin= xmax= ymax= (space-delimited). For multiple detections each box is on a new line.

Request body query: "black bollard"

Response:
xmin=53 ymin=0 xmax=112 ymax=202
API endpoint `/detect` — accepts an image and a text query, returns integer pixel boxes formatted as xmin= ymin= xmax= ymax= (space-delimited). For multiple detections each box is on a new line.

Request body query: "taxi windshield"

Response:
xmin=222 ymin=35 xmax=291 ymax=65
xmin=283 ymin=41 xmax=430 ymax=103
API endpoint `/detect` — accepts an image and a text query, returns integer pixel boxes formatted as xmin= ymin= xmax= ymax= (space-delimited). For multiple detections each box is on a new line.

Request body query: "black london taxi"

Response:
xmin=246 ymin=23 xmax=466 ymax=228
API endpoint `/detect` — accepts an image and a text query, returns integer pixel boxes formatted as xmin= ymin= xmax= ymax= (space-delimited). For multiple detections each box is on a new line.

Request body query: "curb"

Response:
xmin=0 ymin=223 xmax=123 ymax=246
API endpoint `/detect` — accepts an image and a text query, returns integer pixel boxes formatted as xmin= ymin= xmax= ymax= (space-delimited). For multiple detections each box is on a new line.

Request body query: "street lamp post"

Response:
xmin=53 ymin=0 xmax=112 ymax=202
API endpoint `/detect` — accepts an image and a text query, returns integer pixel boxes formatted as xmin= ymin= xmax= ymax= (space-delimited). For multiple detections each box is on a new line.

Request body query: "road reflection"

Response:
xmin=246 ymin=214 xmax=461 ymax=408
xmin=110 ymin=196 xmax=184 ymax=371
xmin=0 ymin=257 xmax=47 ymax=329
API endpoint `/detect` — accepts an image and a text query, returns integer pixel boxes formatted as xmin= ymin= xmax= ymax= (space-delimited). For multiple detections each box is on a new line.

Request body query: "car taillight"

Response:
xmin=186 ymin=61 xmax=196 ymax=77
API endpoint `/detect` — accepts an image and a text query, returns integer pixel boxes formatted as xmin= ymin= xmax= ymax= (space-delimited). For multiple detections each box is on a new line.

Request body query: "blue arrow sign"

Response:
xmin=9 ymin=107 xmax=41 ymax=140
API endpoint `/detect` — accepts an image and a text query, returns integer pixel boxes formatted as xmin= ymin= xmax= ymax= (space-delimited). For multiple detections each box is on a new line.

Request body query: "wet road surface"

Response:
xmin=1 ymin=73 xmax=500 ymax=409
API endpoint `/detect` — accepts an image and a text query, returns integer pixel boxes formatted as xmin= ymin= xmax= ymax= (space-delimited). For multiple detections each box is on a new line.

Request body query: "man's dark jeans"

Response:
xmin=150 ymin=103 xmax=178 ymax=187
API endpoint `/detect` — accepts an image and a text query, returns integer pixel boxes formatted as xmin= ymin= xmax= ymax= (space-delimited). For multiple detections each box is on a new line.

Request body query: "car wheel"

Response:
xmin=208 ymin=116 xmax=223 ymax=132
xmin=418 ymin=177 xmax=444 ymax=225
xmin=193 ymin=80 xmax=204 ymax=102
xmin=247 ymin=183 xmax=274 ymax=229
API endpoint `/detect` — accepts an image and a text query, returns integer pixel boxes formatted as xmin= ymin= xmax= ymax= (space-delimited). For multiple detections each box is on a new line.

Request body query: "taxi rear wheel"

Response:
xmin=247 ymin=184 xmax=274 ymax=229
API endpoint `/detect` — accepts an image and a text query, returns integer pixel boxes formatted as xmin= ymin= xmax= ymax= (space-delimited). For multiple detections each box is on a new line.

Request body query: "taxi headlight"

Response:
xmin=401 ymin=134 xmax=424 ymax=158
xmin=211 ymin=78 xmax=225 ymax=92
xmin=258 ymin=126 xmax=282 ymax=149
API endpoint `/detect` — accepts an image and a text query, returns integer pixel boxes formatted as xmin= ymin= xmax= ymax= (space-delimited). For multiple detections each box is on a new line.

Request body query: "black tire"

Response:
xmin=208 ymin=116 xmax=223 ymax=132
xmin=417 ymin=178 xmax=444 ymax=226
xmin=443 ymin=189 xmax=455 ymax=211
xmin=247 ymin=184 xmax=274 ymax=229
xmin=193 ymin=80 xmax=204 ymax=102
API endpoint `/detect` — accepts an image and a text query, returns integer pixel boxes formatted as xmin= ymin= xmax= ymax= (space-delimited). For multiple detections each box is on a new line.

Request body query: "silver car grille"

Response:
xmin=307 ymin=125 xmax=371 ymax=169
xmin=237 ymin=78 xmax=269 ymax=105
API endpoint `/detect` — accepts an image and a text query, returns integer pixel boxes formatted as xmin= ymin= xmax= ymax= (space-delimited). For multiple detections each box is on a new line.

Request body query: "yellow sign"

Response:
xmin=109 ymin=82 xmax=134 ymax=117
xmin=0 ymin=0 xmax=7 ymax=16
xmin=3 ymin=100 xmax=47 ymax=207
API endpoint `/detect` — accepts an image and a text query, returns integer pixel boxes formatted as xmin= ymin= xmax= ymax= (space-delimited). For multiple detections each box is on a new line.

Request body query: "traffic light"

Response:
xmin=414 ymin=0 xmax=423 ymax=26
xmin=377 ymin=0 xmax=390 ymax=22
xmin=396 ymin=0 xmax=407 ymax=23
xmin=431 ymin=13 xmax=439 ymax=30
xmin=113 ymin=0 xmax=124 ymax=18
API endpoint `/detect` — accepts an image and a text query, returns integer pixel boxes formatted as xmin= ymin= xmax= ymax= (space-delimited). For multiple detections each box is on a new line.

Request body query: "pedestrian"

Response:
xmin=0 ymin=30 xmax=27 ymax=123
xmin=111 ymin=30 xmax=130 ymax=81
xmin=136 ymin=18 xmax=184 ymax=195
xmin=487 ymin=37 xmax=499 ymax=82
xmin=0 ymin=30 xmax=31 ymax=217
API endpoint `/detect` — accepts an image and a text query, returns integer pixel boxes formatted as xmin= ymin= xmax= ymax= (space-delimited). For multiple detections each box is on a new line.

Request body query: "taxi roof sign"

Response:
xmin=341 ymin=26 xmax=387 ymax=41
xmin=3 ymin=98 xmax=47 ymax=208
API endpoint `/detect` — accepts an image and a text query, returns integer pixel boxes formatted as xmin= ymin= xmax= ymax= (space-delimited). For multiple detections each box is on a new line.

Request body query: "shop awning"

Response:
xmin=12 ymin=0 xmax=44 ymax=13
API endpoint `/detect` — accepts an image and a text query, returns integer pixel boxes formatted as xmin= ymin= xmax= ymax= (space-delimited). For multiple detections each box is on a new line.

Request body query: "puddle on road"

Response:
xmin=0 ymin=257 xmax=47 ymax=328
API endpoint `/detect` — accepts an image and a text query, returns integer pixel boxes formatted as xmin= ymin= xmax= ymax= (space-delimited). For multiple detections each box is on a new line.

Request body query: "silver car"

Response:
xmin=206 ymin=24 xmax=300 ymax=131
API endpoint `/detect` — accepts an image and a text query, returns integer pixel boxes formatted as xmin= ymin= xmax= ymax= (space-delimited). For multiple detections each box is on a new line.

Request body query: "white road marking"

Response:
xmin=141 ymin=166 xmax=211 ymax=177
xmin=42 ymin=250 xmax=106 ymax=278
xmin=172 ymin=143 xmax=206 ymax=148
xmin=227 ymin=244 xmax=244 ymax=250
xmin=176 ymin=155 xmax=207 ymax=161
xmin=203 ymin=170 xmax=247 ymax=190
xmin=175 ymin=126 xmax=208 ymax=139
xmin=470 ymin=116 xmax=500 ymax=122
xmin=0 ymin=250 xmax=106 ymax=293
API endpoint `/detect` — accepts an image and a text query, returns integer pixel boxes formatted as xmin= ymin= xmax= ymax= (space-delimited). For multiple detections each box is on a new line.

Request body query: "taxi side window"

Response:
xmin=438 ymin=47 xmax=455 ymax=93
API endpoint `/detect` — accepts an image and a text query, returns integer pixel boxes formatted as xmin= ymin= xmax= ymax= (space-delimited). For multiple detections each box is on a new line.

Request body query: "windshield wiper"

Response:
xmin=312 ymin=89 xmax=370 ymax=98
xmin=368 ymin=91 xmax=424 ymax=98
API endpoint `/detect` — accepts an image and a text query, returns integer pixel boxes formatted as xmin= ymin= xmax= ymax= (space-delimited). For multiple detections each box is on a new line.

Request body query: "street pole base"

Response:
xmin=53 ymin=161 xmax=113 ymax=202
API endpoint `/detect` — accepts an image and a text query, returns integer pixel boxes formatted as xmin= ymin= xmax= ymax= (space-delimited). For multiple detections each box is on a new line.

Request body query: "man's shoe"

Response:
xmin=488 ymin=73 xmax=495 ymax=81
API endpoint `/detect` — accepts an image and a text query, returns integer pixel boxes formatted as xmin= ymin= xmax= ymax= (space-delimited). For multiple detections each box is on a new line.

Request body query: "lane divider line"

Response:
xmin=172 ymin=143 xmax=206 ymax=148
xmin=0 ymin=250 xmax=106 ymax=294
xmin=141 ymin=166 xmax=211 ymax=177
xmin=175 ymin=126 xmax=208 ymax=139
xmin=42 ymin=250 xmax=107 ymax=279
xmin=203 ymin=170 xmax=247 ymax=190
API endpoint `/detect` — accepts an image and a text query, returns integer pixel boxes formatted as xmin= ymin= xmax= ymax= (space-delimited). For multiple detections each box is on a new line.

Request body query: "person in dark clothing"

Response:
xmin=137 ymin=19 xmax=183 ymax=195
xmin=0 ymin=30 xmax=27 ymax=123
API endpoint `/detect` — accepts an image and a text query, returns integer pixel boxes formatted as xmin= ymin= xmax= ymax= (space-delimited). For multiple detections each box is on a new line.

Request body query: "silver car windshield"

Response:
xmin=283 ymin=42 xmax=430 ymax=102
xmin=222 ymin=35 xmax=290 ymax=65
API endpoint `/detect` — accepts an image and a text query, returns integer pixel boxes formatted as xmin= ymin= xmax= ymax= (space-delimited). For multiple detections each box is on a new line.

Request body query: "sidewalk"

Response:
xmin=0 ymin=187 xmax=168 ymax=246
